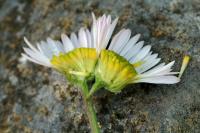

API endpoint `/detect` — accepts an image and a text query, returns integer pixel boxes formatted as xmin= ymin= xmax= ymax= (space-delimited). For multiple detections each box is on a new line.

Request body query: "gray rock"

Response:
xmin=9 ymin=74 xmax=18 ymax=86
xmin=0 ymin=0 xmax=199 ymax=132
xmin=0 ymin=89 xmax=6 ymax=102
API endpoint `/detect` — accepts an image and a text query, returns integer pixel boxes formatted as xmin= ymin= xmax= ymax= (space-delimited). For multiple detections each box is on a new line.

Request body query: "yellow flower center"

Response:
xmin=95 ymin=50 xmax=137 ymax=93
xmin=50 ymin=48 xmax=138 ymax=92
xmin=51 ymin=48 xmax=98 ymax=82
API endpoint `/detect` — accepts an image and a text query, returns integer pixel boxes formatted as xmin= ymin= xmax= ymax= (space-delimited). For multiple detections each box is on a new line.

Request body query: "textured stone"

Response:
xmin=0 ymin=0 xmax=199 ymax=132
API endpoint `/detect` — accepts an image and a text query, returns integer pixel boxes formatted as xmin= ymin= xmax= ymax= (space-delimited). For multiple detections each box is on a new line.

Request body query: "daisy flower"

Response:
xmin=86 ymin=13 xmax=190 ymax=94
xmin=22 ymin=13 xmax=190 ymax=133
xmin=22 ymin=13 xmax=189 ymax=92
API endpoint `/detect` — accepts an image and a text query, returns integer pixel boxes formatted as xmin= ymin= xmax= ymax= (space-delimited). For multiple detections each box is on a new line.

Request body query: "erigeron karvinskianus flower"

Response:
xmin=22 ymin=13 xmax=190 ymax=133
xmin=22 ymin=13 xmax=189 ymax=95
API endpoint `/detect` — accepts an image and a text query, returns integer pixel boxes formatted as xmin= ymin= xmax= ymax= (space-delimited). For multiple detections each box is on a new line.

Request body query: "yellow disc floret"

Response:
xmin=51 ymin=48 xmax=98 ymax=83
xmin=95 ymin=50 xmax=137 ymax=93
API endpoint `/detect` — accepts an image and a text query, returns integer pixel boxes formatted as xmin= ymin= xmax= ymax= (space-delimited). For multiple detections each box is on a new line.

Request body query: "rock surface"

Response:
xmin=0 ymin=0 xmax=200 ymax=132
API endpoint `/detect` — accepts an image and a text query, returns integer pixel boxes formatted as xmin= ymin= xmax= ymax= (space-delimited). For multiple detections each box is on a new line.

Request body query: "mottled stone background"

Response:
xmin=0 ymin=0 xmax=200 ymax=132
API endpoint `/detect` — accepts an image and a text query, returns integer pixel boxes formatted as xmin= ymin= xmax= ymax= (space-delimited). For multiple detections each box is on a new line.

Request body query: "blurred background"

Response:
xmin=0 ymin=0 xmax=200 ymax=132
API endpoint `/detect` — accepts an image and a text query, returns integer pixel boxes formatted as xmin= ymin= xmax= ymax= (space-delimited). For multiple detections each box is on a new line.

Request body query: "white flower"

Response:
xmin=89 ymin=14 xmax=188 ymax=84
xmin=105 ymin=30 xmax=180 ymax=84
xmin=22 ymin=13 xmax=189 ymax=84
xmin=105 ymin=29 xmax=180 ymax=84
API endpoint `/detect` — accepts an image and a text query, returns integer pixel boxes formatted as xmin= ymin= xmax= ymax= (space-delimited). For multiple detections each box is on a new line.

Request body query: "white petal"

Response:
xmin=23 ymin=48 xmax=49 ymax=63
xmin=91 ymin=14 xmax=97 ymax=49
xmin=101 ymin=17 xmax=118 ymax=49
xmin=39 ymin=41 xmax=53 ymax=58
xmin=91 ymin=13 xmax=118 ymax=52
xmin=106 ymin=15 xmax=111 ymax=24
xmin=78 ymin=28 xmax=88 ymax=48
xmin=92 ymin=12 xmax=96 ymax=22
xmin=23 ymin=47 xmax=51 ymax=67
xmin=142 ymin=63 xmax=165 ymax=74
xmin=24 ymin=37 xmax=38 ymax=52
xmin=130 ymin=45 xmax=151 ymax=63
xmin=36 ymin=42 xmax=44 ymax=54
xmin=55 ymin=41 xmax=65 ymax=53
xmin=61 ymin=34 xmax=74 ymax=52
xmin=120 ymin=34 xmax=141 ymax=56
xmin=70 ymin=32 xmax=79 ymax=48
xmin=22 ymin=53 xmax=51 ymax=67
xmin=86 ymin=29 xmax=92 ymax=48
xmin=23 ymin=37 xmax=66 ymax=67
xmin=134 ymin=76 xmax=180 ymax=84
xmin=46 ymin=38 xmax=61 ymax=56
xmin=136 ymin=57 xmax=161 ymax=74
xmin=108 ymin=29 xmax=124 ymax=50
xmin=142 ymin=61 xmax=175 ymax=77
xmin=109 ymin=29 xmax=131 ymax=53
xmin=124 ymin=41 xmax=144 ymax=60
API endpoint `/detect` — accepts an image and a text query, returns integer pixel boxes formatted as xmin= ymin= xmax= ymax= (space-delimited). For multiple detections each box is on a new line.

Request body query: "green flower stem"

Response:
xmin=87 ymin=80 xmax=102 ymax=99
xmin=81 ymin=81 xmax=100 ymax=133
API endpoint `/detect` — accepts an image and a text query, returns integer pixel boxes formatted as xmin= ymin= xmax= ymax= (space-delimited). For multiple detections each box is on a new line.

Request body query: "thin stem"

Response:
xmin=87 ymin=81 xmax=102 ymax=99
xmin=81 ymin=81 xmax=100 ymax=133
